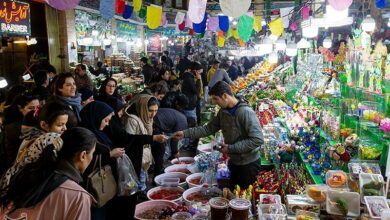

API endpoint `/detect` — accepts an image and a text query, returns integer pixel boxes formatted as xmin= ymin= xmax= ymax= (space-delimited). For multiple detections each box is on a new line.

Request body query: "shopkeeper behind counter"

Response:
xmin=173 ymin=81 xmax=263 ymax=190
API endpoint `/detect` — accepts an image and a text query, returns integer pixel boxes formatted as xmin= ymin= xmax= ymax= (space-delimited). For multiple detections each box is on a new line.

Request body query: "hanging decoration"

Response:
xmin=253 ymin=15 xmax=262 ymax=32
xmin=116 ymin=0 xmax=125 ymax=14
xmin=100 ymin=0 xmax=115 ymax=19
xmin=46 ymin=0 xmax=81 ymax=10
xmin=218 ymin=36 xmax=225 ymax=48
xmin=178 ymin=21 xmax=186 ymax=31
xmin=376 ymin=0 xmax=387 ymax=9
xmin=147 ymin=5 xmax=162 ymax=29
xmin=227 ymin=27 xmax=233 ymax=38
xmin=175 ymin=12 xmax=186 ymax=24
xmin=219 ymin=15 xmax=229 ymax=32
xmin=328 ymin=0 xmax=352 ymax=11
xmin=280 ymin=7 xmax=293 ymax=28
xmin=161 ymin=12 xmax=168 ymax=26
xmin=218 ymin=31 xmax=224 ymax=37
xmin=122 ymin=5 xmax=133 ymax=19
xmin=238 ymin=15 xmax=254 ymax=42
xmin=269 ymin=17 xmax=284 ymax=37
xmin=133 ymin=0 xmax=142 ymax=12
xmin=193 ymin=13 xmax=207 ymax=33
xmin=220 ymin=0 xmax=251 ymax=18
xmin=188 ymin=0 xmax=207 ymax=24
xmin=139 ymin=6 xmax=146 ymax=18
xmin=301 ymin=5 xmax=310 ymax=20
xmin=207 ymin=17 xmax=219 ymax=31
xmin=238 ymin=39 xmax=245 ymax=47
xmin=186 ymin=13 xmax=193 ymax=28
xmin=233 ymin=28 xmax=239 ymax=39
xmin=290 ymin=22 xmax=298 ymax=31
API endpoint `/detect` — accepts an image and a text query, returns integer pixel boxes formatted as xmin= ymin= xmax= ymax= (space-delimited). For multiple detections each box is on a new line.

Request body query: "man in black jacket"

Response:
xmin=140 ymin=57 xmax=155 ymax=86
xmin=32 ymin=70 xmax=51 ymax=103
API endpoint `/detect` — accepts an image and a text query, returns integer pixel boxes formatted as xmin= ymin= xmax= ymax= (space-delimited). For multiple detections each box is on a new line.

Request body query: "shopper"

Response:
xmin=176 ymin=54 xmax=192 ymax=78
xmin=32 ymin=70 xmax=51 ymax=103
xmin=207 ymin=60 xmax=220 ymax=83
xmin=174 ymin=81 xmax=263 ymax=189
xmin=89 ymin=61 xmax=109 ymax=77
xmin=3 ymin=93 xmax=40 ymax=168
xmin=78 ymin=87 xmax=94 ymax=107
xmin=48 ymin=72 xmax=82 ymax=126
xmin=74 ymin=64 xmax=94 ymax=91
xmin=141 ymin=81 xmax=169 ymax=101
xmin=140 ymin=57 xmax=155 ymax=86
xmin=163 ymin=51 xmax=174 ymax=70
xmin=105 ymin=96 xmax=125 ymax=119
xmin=153 ymin=107 xmax=188 ymax=177
xmin=0 ymin=85 xmax=27 ymax=113
xmin=0 ymin=127 xmax=96 ymax=220
xmin=208 ymin=62 xmax=233 ymax=88
xmin=95 ymin=78 xmax=122 ymax=103
xmin=0 ymin=102 xmax=69 ymax=190
xmin=181 ymin=62 xmax=202 ymax=125
xmin=227 ymin=60 xmax=239 ymax=81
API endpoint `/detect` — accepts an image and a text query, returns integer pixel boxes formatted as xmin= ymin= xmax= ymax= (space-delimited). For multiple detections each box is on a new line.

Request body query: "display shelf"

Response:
xmin=299 ymin=152 xmax=324 ymax=184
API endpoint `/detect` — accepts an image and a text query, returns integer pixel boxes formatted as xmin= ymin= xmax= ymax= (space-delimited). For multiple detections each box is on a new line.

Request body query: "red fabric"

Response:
xmin=189 ymin=28 xmax=194 ymax=35
xmin=116 ymin=0 xmax=125 ymax=14
xmin=178 ymin=21 xmax=186 ymax=31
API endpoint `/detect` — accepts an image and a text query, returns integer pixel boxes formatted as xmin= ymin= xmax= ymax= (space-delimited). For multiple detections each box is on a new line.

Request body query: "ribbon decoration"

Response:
xmin=175 ymin=12 xmax=186 ymax=24
xmin=219 ymin=15 xmax=229 ymax=32
xmin=238 ymin=15 xmax=254 ymax=42
xmin=122 ymin=5 xmax=133 ymax=19
xmin=133 ymin=0 xmax=142 ymax=12
xmin=218 ymin=36 xmax=225 ymax=48
xmin=207 ymin=17 xmax=219 ymax=31
xmin=147 ymin=5 xmax=162 ymax=29
xmin=253 ymin=16 xmax=262 ymax=32
xmin=100 ymin=0 xmax=115 ymax=19
xmin=188 ymin=0 xmax=207 ymax=24
xmin=269 ymin=17 xmax=284 ymax=37
xmin=328 ymin=0 xmax=352 ymax=11
xmin=116 ymin=0 xmax=125 ymax=14
xmin=220 ymin=0 xmax=251 ymax=18
xmin=193 ymin=13 xmax=207 ymax=33
xmin=46 ymin=0 xmax=81 ymax=10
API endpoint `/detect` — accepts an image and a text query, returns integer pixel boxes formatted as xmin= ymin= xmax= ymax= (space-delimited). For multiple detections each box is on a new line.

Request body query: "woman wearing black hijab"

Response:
xmin=80 ymin=101 xmax=167 ymax=220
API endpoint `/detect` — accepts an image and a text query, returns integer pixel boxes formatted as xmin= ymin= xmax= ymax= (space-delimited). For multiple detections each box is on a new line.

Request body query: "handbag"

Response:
xmin=87 ymin=154 xmax=117 ymax=208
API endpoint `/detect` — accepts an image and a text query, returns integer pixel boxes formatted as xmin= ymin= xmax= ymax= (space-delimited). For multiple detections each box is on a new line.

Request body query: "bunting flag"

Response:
xmin=220 ymin=0 xmax=251 ymax=18
xmin=219 ymin=15 xmax=229 ymax=32
xmin=175 ymin=12 xmax=186 ymax=24
xmin=185 ymin=13 xmax=193 ymax=28
xmin=188 ymin=0 xmax=207 ymax=24
xmin=47 ymin=0 xmax=80 ymax=10
xmin=238 ymin=15 xmax=253 ymax=42
xmin=178 ymin=21 xmax=186 ymax=31
xmin=218 ymin=36 xmax=225 ymax=48
xmin=100 ymin=0 xmax=115 ymax=19
xmin=207 ymin=17 xmax=219 ymax=31
xmin=139 ymin=6 xmax=146 ymax=18
xmin=328 ymin=0 xmax=352 ymax=11
xmin=218 ymin=31 xmax=224 ymax=37
xmin=122 ymin=5 xmax=133 ymax=19
xmin=189 ymin=28 xmax=195 ymax=35
xmin=269 ymin=17 xmax=284 ymax=37
xmin=301 ymin=5 xmax=309 ymax=20
xmin=376 ymin=0 xmax=387 ymax=8
xmin=226 ymin=27 xmax=233 ymax=38
xmin=116 ymin=0 xmax=125 ymax=14
xmin=161 ymin=12 xmax=168 ymax=26
xmin=233 ymin=28 xmax=239 ymax=39
xmin=193 ymin=13 xmax=207 ymax=33
xmin=238 ymin=39 xmax=245 ymax=47
xmin=147 ymin=5 xmax=162 ymax=29
xmin=133 ymin=0 xmax=142 ymax=12
xmin=253 ymin=15 xmax=262 ymax=32
xmin=280 ymin=7 xmax=293 ymax=29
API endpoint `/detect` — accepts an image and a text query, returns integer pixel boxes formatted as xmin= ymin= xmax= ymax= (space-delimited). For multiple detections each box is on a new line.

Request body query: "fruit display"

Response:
xmin=149 ymin=188 xmax=183 ymax=201
xmin=307 ymin=185 xmax=326 ymax=203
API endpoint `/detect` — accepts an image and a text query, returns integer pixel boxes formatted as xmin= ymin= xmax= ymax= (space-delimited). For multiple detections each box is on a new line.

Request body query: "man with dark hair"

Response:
xmin=163 ymin=51 xmax=174 ymax=70
xmin=89 ymin=61 xmax=109 ymax=77
xmin=74 ymin=64 xmax=93 ymax=91
xmin=32 ymin=70 xmax=51 ymax=102
xmin=140 ymin=57 xmax=155 ymax=86
xmin=174 ymin=81 xmax=263 ymax=190
xmin=208 ymin=62 xmax=233 ymax=88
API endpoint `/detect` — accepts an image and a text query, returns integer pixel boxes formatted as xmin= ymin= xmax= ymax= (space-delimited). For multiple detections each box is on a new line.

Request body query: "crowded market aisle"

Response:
xmin=0 ymin=0 xmax=389 ymax=220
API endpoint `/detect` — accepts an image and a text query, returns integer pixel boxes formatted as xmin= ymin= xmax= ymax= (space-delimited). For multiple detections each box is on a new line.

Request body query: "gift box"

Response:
xmin=286 ymin=195 xmax=321 ymax=215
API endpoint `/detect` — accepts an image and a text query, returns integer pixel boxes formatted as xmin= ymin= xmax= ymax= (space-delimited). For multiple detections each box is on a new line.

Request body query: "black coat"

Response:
xmin=142 ymin=64 xmax=155 ymax=86
xmin=181 ymin=72 xmax=201 ymax=110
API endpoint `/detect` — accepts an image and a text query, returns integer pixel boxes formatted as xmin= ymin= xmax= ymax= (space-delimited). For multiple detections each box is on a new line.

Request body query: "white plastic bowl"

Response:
xmin=135 ymin=200 xmax=177 ymax=220
xmin=171 ymin=157 xmax=195 ymax=165
xmin=147 ymin=186 xmax=184 ymax=203
xmin=182 ymin=186 xmax=206 ymax=204
xmin=164 ymin=164 xmax=191 ymax=174
xmin=154 ymin=172 xmax=188 ymax=188
xmin=197 ymin=143 xmax=212 ymax=154
xmin=186 ymin=173 xmax=204 ymax=188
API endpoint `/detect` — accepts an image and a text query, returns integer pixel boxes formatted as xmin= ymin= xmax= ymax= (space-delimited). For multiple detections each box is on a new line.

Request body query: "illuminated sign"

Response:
xmin=0 ymin=1 xmax=30 ymax=35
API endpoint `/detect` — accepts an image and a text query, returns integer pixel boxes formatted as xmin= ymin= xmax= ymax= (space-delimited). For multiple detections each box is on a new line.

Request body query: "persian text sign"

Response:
xmin=0 ymin=1 xmax=30 ymax=35
xmin=116 ymin=20 xmax=138 ymax=39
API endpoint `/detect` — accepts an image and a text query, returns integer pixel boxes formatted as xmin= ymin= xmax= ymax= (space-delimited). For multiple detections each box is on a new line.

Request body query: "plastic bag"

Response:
xmin=116 ymin=154 xmax=139 ymax=196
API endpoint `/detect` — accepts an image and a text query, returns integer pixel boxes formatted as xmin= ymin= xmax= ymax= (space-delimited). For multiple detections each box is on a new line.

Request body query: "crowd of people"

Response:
xmin=0 ymin=51 xmax=263 ymax=220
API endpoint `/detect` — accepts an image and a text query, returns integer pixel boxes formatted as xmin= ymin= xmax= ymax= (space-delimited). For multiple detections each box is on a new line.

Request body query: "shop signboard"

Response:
xmin=0 ymin=1 xmax=30 ymax=36
xmin=147 ymin=33 xmax=162 ymax=53
xmin=116 ymin=20 xmax=138 ymax=39
xmin=145 ymin=27 xmax=188 ymax=37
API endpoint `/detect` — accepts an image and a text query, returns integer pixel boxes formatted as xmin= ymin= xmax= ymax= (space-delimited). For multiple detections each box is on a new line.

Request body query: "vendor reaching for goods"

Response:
xmin=173 ymin=81 xmax=264 ymax=190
